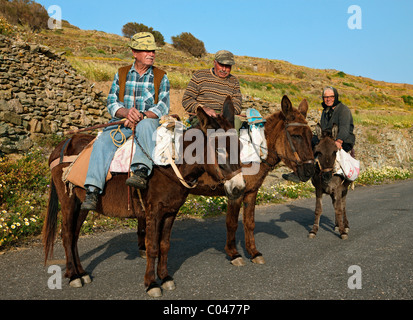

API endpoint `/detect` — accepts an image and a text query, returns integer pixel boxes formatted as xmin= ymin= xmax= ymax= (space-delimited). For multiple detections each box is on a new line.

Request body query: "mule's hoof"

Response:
xmin=146 ymin=285 xmax=162 ymax=298
xmin=334 ymin=226 xmax=339 ymax=232
xmin=82 ymin=274 xmax=92 ymax=284
xmin=345 ymin=227 xmax=350 ymax=233
xmin=251 ymin=255 xmax=265 ymax=265
xmin=230 ymin=256 xmax=246 ymax=267
xmin=161 ymin=276 xmax=176 ymax=291
xmin=162 ymin=280 xmax=176 ymax=291
xmin=69 ymin=278 xmax=83 ymax=288
xmin=341 ymin=234 xmax=348 ymax=240
xmin=139 ymin=249 xmax=147 ymax=259
xmin=308 ymin=232 xmax=316 ymax=239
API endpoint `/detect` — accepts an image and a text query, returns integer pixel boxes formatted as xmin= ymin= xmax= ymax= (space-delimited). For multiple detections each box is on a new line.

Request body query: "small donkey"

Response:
xmin=309 ymin=124 xmax=352 ymax=240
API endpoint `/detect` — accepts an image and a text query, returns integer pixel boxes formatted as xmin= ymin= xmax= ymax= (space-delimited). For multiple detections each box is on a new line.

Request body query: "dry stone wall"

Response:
xmin=0 ymin=35 xmax=110 ymax=154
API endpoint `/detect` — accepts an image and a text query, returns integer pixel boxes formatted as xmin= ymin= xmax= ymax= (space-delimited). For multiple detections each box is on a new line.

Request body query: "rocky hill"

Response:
xmin=0 ymin=22 xmax=412 ymax=176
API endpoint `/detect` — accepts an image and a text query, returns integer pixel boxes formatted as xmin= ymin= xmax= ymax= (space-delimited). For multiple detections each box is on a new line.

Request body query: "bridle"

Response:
xmin=207 ymin=130 xmax=243 ymax=186
xmin=315 ymin=157 xmax=335 ymax=175
xmin=283 ymin=122 xmax=314 ymax=166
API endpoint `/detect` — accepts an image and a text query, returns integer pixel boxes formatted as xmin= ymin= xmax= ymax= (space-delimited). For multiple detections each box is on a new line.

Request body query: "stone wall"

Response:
xmin=0 ymin=35 xmax=109 ymax=154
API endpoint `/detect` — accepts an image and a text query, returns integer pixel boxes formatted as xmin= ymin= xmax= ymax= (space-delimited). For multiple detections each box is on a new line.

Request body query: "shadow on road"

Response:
xmin=78 ymin=203 xmax=335 ymax=279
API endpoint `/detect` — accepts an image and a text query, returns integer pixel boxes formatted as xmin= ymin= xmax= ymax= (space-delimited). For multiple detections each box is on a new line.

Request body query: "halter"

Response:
xmin=315 ymin=157 xmax=335 ymax=174
xmin=207 ymin=130 xmax=243 ymax=185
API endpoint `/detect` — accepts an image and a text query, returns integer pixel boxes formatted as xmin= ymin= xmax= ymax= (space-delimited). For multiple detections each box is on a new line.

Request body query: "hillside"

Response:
xmin=31 ymin=21 xmax=413 ymax=116
xmin=3 ymin=20 xmax=413 ymax=174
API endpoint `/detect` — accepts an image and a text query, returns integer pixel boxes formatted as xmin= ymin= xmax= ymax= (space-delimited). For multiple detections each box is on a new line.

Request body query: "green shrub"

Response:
xmin=121 ymin=22 xmax=165 ymax=46
xmin=335 ymin=71 xmax=346 ymax=78
xmin=171 ymin=32 xmax=206 ymax=58
xmin=0 ymin=16 xmax=14 ymax=35
xmin=0 ymin=148 xmax=50 ymax=249
xmin=0 ymin=0 xmax=49 ymax=31
xmin=401 ymin=95 xmax=413 ymax=106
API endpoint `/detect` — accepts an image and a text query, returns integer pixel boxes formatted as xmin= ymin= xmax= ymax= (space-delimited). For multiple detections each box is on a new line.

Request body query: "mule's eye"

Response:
xmin=292 ymin=135 xmax=302 ymax=140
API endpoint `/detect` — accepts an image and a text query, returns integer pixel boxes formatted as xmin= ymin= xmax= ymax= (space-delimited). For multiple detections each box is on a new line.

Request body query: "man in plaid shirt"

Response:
xmin=82 ymin=32 xmax=170 ymax=211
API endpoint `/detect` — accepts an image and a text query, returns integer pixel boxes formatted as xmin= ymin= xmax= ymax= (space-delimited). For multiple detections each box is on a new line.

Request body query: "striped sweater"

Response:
xmin=182 ymin=68 xmax=242 ymax=114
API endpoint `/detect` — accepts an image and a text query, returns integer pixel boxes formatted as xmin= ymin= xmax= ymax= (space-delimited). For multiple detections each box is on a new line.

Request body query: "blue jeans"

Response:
xmin=84 ymin=118 xmax=159 ymax=191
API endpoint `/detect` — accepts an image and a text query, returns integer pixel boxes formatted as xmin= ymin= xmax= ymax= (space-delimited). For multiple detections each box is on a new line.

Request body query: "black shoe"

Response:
xmin=81 ymin=186 xmax=100 ymax=211
xmin=282 ymin=172 xmax=301 ymax=183
xmin=126 ymin=166 xmax=149 ymax=189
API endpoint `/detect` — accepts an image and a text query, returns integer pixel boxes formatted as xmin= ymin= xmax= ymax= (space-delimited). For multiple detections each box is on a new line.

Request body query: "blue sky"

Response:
xmin=35 ymin=0 xmax=413 ymax=84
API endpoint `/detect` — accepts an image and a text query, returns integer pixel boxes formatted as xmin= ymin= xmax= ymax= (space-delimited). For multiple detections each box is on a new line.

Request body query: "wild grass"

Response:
xmin=353 ymin=112 xmax=413 ymax=128
xmin=166 ymin=71 xmax=192 ymax=89
xmin=68 ymin=57 xmax=120 ymax=82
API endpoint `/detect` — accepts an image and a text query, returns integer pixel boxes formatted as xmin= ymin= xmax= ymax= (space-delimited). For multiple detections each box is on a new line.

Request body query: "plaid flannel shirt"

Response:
xmin=107 ymin=65 xmax=170 ymax=119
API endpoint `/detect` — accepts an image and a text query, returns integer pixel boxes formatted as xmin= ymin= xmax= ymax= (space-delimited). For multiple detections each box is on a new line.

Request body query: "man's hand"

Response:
xmin=123 ymin=108 xmax=144 ymax=129
xmin=127 ymin=108 xmax=143 ymax=123
xmin=201 ymin=107 xmax=217 ymax=117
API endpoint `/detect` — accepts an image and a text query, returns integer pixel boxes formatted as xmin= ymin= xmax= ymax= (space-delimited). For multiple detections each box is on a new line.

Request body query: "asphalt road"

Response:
xmin=1 ymin=180 xmax=412 ymax=302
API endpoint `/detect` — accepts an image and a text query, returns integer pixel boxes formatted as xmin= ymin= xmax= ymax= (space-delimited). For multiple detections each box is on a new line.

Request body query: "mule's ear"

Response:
xmin=222 ymin=96 xmax=235 ymax=126
xmin=281 ymin=95 xmax=293 ymax=117
xmin=315 ymin=123 xmax=322 ymax=138
xmin=332 ymin=123 xmax=339 ymax=140
xmin=197 ymin=107 xmax=212 ymax=134
xmin=298 ymin=99 xmax=309 ymax=118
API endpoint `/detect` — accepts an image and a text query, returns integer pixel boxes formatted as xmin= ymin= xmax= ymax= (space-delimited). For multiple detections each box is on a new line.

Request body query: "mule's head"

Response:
xmin=275 ymin=95 xmax=315 ymax=182
xmin=314 ymin=123 xmax=339 ymax=184
xmin=197 ymin=97 xmax=245 ymax=200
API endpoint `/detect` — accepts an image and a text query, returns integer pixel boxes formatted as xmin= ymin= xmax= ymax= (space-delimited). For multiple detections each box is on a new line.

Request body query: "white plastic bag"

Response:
xmin=239 ymin=125 xmax=267 ymax=163
xmin=336 ymin=149 xmax=360 ymax=181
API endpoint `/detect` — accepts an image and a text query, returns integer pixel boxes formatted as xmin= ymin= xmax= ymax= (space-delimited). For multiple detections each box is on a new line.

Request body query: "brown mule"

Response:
xmin=309 ymin=124 xmax=352 ymax=240
xmin=42 ymin=98 xmax=245 ymax=297
xmin=138 ymin=95 xmax=315 ymax=266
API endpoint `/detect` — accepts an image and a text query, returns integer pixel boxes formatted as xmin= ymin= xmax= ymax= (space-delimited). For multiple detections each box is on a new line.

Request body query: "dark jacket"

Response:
xmin=320 ymin=87 xmax=355 ymax=149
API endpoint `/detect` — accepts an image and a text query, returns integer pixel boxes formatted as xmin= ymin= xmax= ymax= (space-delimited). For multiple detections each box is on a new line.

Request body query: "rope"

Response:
xmin=110 ymin=125 xmax=127 ymax=148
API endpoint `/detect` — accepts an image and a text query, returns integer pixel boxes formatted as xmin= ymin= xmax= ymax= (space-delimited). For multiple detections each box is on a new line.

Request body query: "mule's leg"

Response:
xmin=144 ymin=212 xmax=163 ymax=297
xmin=242 ymin=191 xmax=265 ymax=264
xmin=225 ymin=197 xmax=245 ymax=266
xmin=309 ymin=190 xmax=323 ymax=239
xmin=342 ymin=188 xmax=350 ymax=234
xmin=137 ymin=216 xmax=147 ymax=258
xmin=342 ymin=198 xmax=349 ymax=234
xmin=60 ymin=197 xmax=84 ymax=287
xmin=331 ymin=193 xmax=348 ymax=240
xmin=157 ymin=213 xmax=177 ymax=291
xmin=72 ymin=207 xmax=92 ymax=284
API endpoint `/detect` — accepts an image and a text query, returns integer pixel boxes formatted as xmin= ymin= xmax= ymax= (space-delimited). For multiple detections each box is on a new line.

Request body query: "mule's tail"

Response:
xmin=42 ymin=178 xmax=59 ymax=265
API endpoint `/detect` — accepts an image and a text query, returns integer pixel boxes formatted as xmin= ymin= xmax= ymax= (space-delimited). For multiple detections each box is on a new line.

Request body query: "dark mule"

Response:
xmin=308 ymin=124 xmax=352 ymax=240
xmin=186 ymin=95 xmax=315 ymax=266
xmin=43 ymin=99 xmax=245 ymax=297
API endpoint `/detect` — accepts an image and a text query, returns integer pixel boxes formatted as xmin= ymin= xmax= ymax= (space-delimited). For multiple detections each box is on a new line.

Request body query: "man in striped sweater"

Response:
xmin=182 ymin=50 xmax=242 ymax=117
